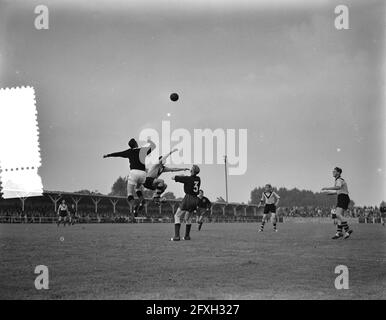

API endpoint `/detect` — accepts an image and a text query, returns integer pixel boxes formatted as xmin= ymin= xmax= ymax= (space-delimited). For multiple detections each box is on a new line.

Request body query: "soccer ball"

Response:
xmin=170 ymin=93 xmax=179 ymax=101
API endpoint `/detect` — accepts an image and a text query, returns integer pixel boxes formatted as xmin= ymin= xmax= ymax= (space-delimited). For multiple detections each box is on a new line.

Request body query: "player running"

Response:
xmin=170 ymin=165 xmax=201 ymax=241
xmin=143 ymin=149 xmax=190 ymax=204
xmin=258 ymin=184 xmax=280 ymax=232
xmin=57 ymin=200 xmax=69 ymax=227
xmin=322 ymin=167 xmax=353 ymax=239
xmin=103 ymin=138 xmax=156 ymax=217
xmin=196 ymin=190 xmax=212 ymax=231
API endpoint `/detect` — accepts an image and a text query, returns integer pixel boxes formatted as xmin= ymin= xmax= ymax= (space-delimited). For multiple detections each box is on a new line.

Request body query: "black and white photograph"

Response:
xmin=0 ymin=0 xmax=385 ymax=306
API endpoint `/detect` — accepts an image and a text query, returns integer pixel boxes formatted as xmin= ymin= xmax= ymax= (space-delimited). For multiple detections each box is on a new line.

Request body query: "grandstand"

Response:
xmin=1 ymin=190 xmax=383 ymax=224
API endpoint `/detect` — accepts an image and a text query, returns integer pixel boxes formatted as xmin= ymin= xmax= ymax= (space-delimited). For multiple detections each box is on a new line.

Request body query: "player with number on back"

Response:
xmin=170 ymin=165 xmax=201 ymax=241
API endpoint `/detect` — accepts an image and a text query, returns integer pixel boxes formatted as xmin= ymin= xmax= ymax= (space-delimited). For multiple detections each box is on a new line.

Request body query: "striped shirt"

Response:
xmin=260 ymin=192 xmax=280 ymax=205
xmin=335 ymin=177 xmax=349 ymax=195
xmin=58 ymin=204 xmax=68 ymax=212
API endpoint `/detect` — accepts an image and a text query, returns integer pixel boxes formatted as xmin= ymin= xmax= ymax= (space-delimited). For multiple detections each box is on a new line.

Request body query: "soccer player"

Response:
xmin=380 ymin=201 xmax=386 ymax=227
xmin=170 ymin=165 xmax=201 ymax=241
xmin=57 ymin=199 xmax=69 ymax=227
xmin=103 ymin=138 xmax=156 ymax=217
xmin=258 ymin=184 xmax=280 ymax=232
xmin=364 ymin=206 xmax=371 ymax=223
xmin=69 ymin=204 xmax=77 ymax=225
xmin=322 ymin=167 xmax=353 ymax=239
xmin=331 ymin=208 xmax=338 ymax=225
xmin=196 ymin=189 xmax=212 ymax=231
xmin=143 ymin=149 xmax=189 ymax=204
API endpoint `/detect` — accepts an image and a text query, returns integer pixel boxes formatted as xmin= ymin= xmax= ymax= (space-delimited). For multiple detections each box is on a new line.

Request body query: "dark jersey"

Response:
xmin=198 ymin=196 xmax=211 ymax=209
xmin=175 ymin=175 xmax=201 ymax=196
xmin=380 ymin=206 xmax=386 ymax=213
xmin=106 ymin=147 xmax=152 ymax=171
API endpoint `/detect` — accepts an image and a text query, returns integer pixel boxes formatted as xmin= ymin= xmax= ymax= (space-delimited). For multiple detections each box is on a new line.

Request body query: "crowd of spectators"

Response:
xmin=278 ymin=206 xmax=384 ymax=219
xmin=0 ymin=204 xmax=384 ymax=223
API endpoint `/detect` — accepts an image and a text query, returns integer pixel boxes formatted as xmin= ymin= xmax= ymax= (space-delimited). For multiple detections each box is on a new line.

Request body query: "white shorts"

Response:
xmin=127 ymin=169 xmax=146 ymax=194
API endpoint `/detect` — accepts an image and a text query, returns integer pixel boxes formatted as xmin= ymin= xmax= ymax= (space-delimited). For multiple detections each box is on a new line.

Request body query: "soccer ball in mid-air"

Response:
xmin=170 ymin=93 xmax=179 ymax=102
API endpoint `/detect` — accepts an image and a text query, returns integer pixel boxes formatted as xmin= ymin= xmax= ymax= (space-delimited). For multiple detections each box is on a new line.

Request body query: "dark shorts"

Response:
xmin=337 ymin=194 xmax=350 ymax=210
xmin=144 ymin=177 xmax=156 ymax=190
xmin=59 ymin=211 xmax=68 ymax=218
xmin=180 ymin=194 xmax=199 ymax=212
xmin=264 ymin=204 xmax=276 ymax=214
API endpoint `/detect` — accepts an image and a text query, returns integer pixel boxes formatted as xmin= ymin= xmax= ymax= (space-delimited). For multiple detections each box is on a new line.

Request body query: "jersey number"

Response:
xmin=193 ymin=181 xmax=199 ymax=193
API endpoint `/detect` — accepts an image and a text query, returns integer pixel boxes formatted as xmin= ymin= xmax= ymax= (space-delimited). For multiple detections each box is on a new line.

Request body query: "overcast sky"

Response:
xmin=0 ymin=0 xmax=384 ymax=206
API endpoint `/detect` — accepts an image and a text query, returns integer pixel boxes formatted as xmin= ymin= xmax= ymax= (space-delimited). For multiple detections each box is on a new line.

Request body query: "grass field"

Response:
xmin=0 ymin=222 xmax=385 ymax=299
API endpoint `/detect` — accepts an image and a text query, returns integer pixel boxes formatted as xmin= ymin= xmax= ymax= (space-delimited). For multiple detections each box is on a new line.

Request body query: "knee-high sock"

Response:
xmin=185 ymin=224 xmax=191 ymax=238
xmin=341 ymin=221 xmax=349 ymax=232
xmin=174 ymin=223 xmax=181 ymax=238
xmin=272 ymin=214 xmax=277 ymax=229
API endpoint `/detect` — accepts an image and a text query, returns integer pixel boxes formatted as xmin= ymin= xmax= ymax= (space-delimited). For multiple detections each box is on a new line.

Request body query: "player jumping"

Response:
xmin=322 ymin=167 xmax=353 ymax=239
xmin=196 ymin=189 xmax=212 ymax=231
xmin=170 ymin=165 xmax=201 ymax=241
xmin=57 ymin=199 xmax=69 ymax=227
xmin=143 ymin=149 xmax=190 ymax=204
xmin=103 ymin=138 xmax=156 ymax=217
xmin=258 ymin=184 xmax=280 ymax=232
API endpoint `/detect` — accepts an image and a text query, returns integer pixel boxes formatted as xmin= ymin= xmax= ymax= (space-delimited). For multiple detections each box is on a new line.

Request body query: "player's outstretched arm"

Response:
xmin=172 ymin=175 xmax=189 ymax=183
xmin=159 ymin=148 xmax=178 ymax=163
xmin=322 ymin=185 xmax=341 ymax=191
xmin=103 ymin=150 xmax=130 ymax=159
xmin=146 ymin=138 xmax=156 ymax=152
xmin=139 ymin=138 xmax=156 ymax=158
xmin=322 ymin=190 xmax=337 ymax=196
xmin=163 ymin=167 xmax=189 ymax=173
